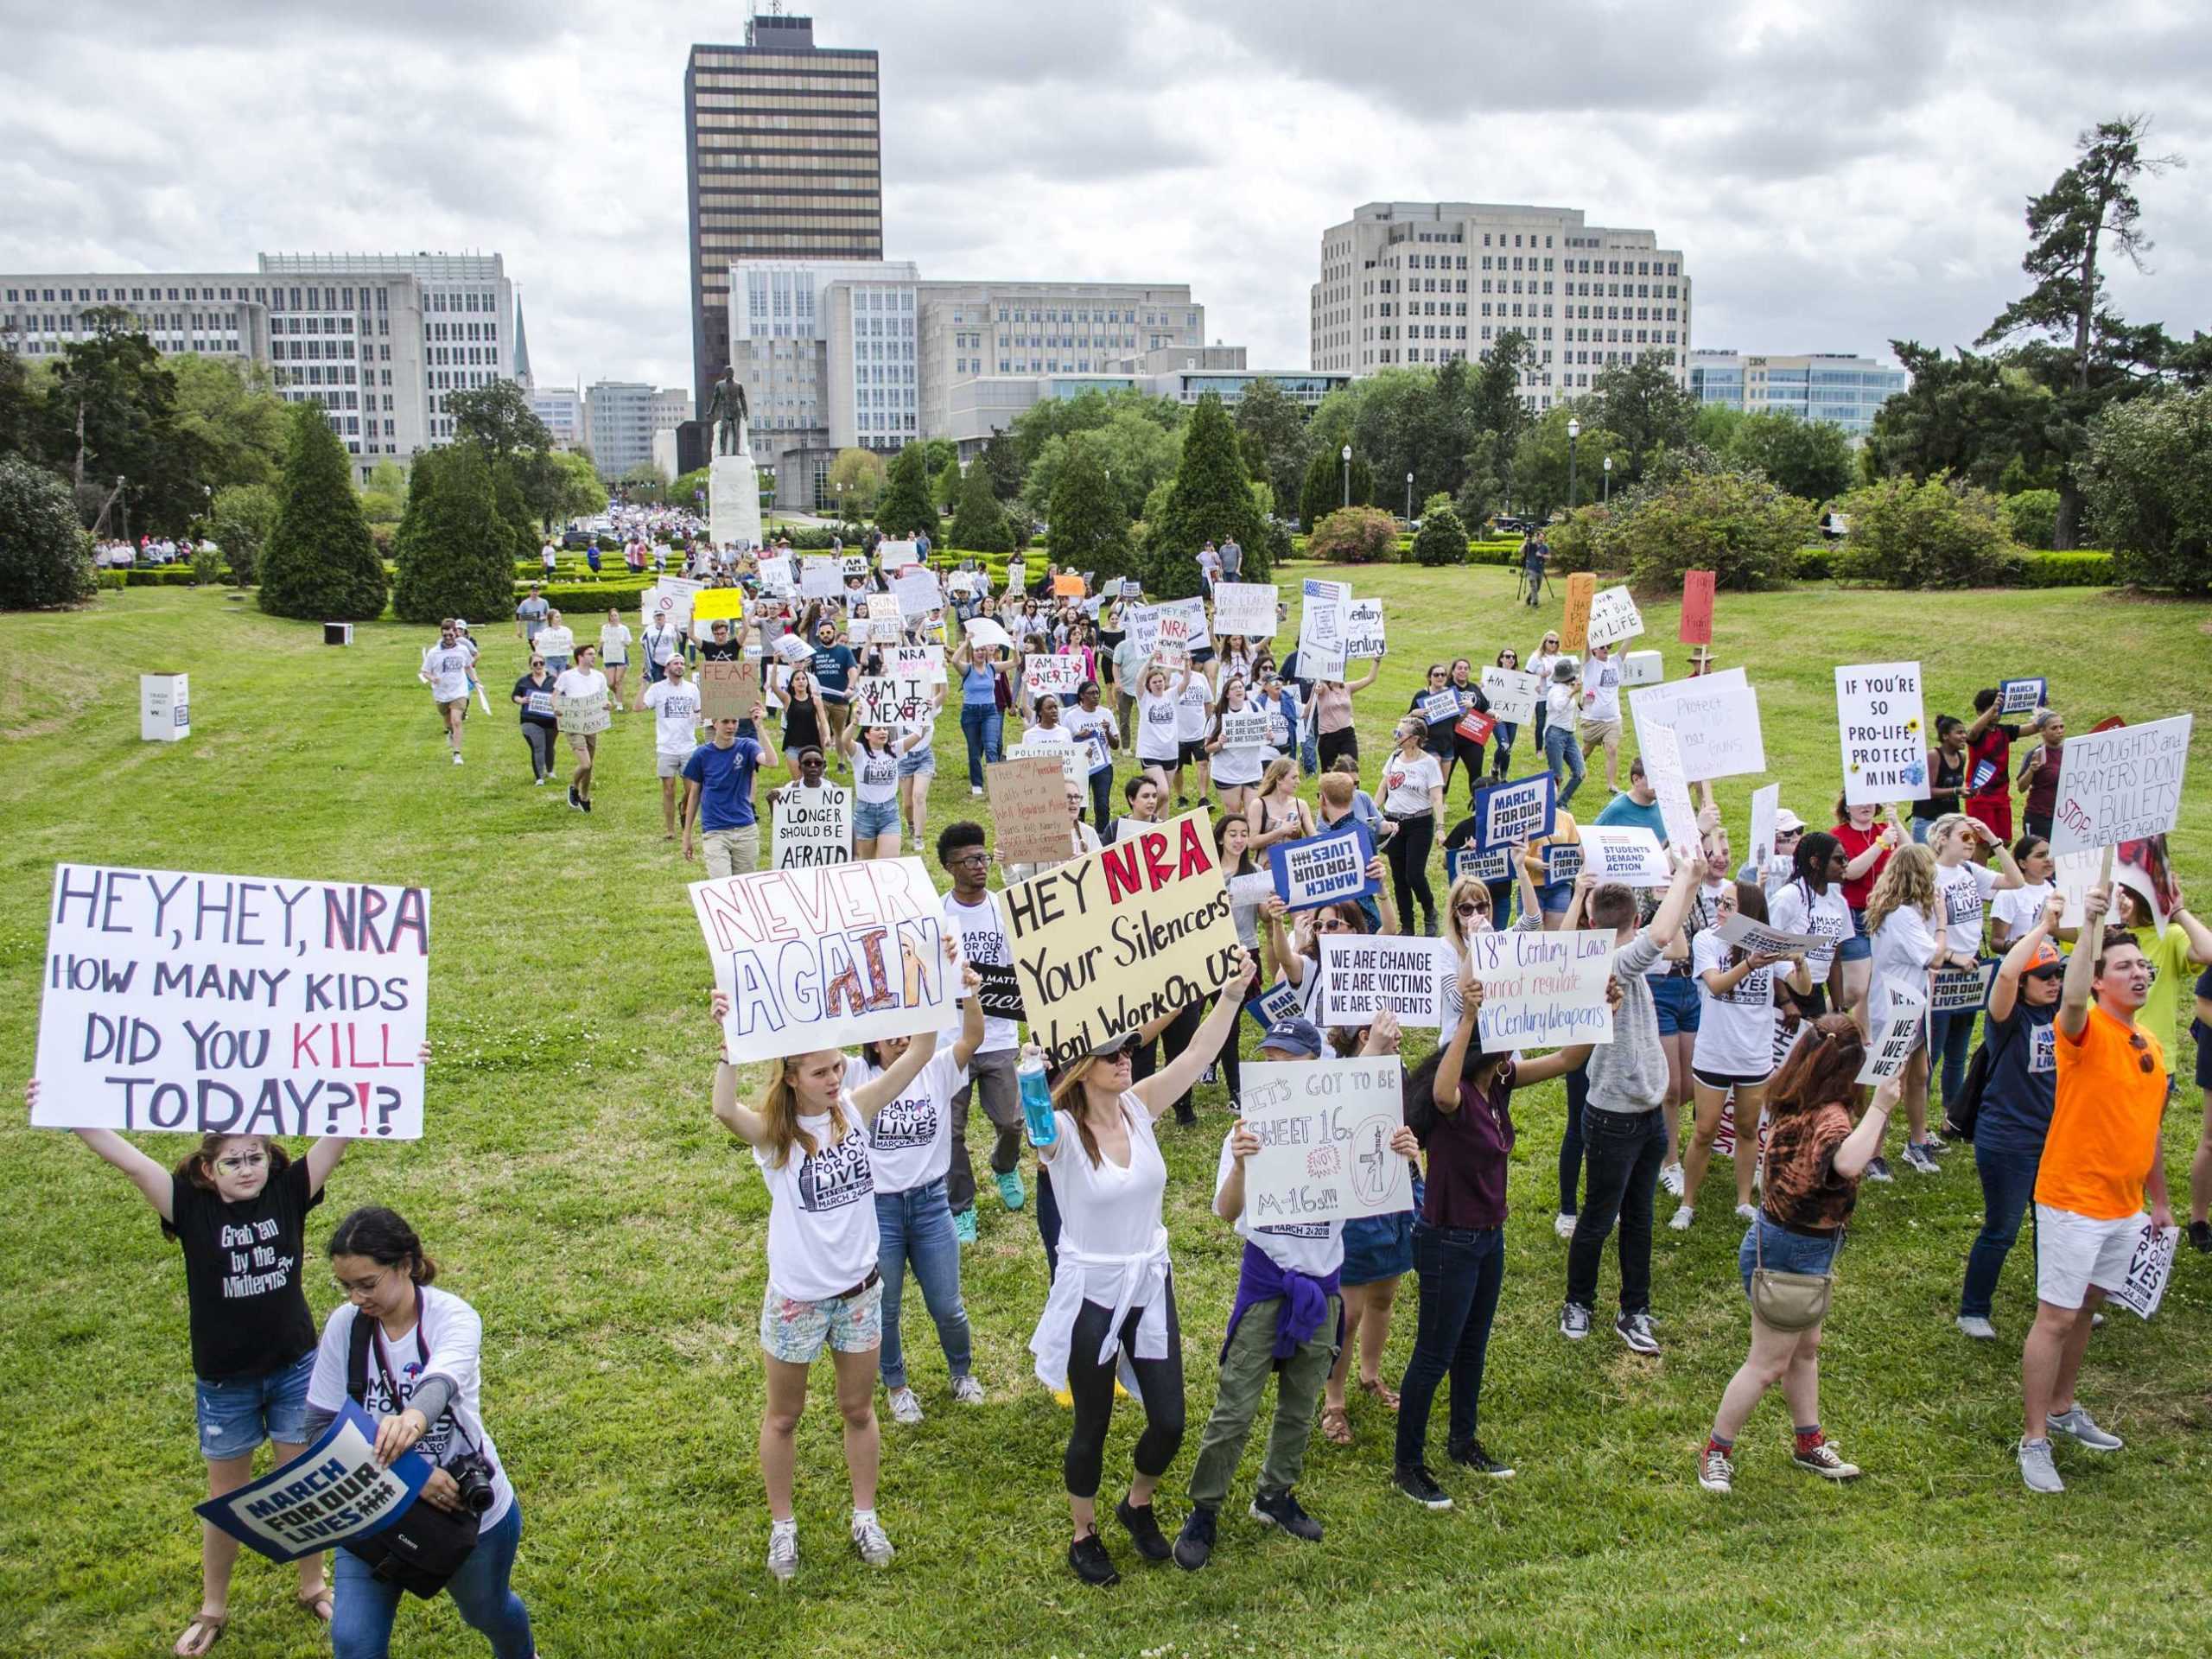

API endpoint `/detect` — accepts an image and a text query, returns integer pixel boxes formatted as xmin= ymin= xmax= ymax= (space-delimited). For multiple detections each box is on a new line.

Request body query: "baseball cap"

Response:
xmin=2026 ymin=941 xmax=2064 ymax=976
xmin=1087 ymin=1031 xmax=1137 ymax=1060
xmin=1259 ymin=1017 xmax=1325 ymax=1059
xmin=1774 ymin=808 xmax=1806 ymax=834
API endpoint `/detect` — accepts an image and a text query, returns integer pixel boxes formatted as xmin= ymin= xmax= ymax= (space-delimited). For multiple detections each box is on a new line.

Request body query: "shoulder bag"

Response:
xmin=1749 ymin=1151 xmax=1837 ymax=1332
xmin=341 ymin=1300 xmax=480 ymax=1598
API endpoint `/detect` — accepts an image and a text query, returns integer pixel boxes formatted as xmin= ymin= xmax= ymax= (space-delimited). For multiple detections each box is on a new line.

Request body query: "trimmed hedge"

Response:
xmin=517 ymin=580 xmax=655 ymax=614
xmin=2012 ymin=550 xmax=2115 ymax=587
xmin=125 ymin=569 xmax=205 ymax=587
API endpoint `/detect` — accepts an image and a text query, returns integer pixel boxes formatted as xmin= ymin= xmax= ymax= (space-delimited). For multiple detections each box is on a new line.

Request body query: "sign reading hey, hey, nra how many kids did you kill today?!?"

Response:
xmin=1239 ymin=1056 xmax=1411 ymax=1226
xmin=33 ymin=865 xmax=431 ymax=1138
xmin=1316 ymin=934 xmax=1453 ymax=1028
xmin=2047 ymin=714 xmax=2193 ymax=856
xmin=198 ymin=1400 xmax=432 ymax=1563
xmin=690 ymin=858 xmax=954 ymax=1062
xmin=992 ymin=809 xmax=1239 ymax=1069
xmin=1463 ymin=927 xmax=1618 ymax=1050
xmin=1835 ymin=661 xmax=1929 ymax=805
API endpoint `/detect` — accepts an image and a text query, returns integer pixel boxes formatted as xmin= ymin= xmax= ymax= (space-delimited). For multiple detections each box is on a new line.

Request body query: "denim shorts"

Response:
xmin=896 ymin=746 xmax=936 ymax=778
xmin=1737 ymin=1214 xmax=1841 ymax=1299
xmin=2192 ymin=1019 xmax=2211 ymax=1090
xmin=195 ymin=1349 xmax=315 ymax=1460
xmin=1536 ymin=877 xmax=1573 ymax=915
xmin=1651 ymin=974 xmax=1701 ymax=1035
xmin=760 ymin=1279 xmax=884 ymax=1363
xmin=854 ymin=798 xmax=900 ymax=838
xmin=1342 ymin=1176 xmax=1422 ymax=1285
xmin=1835 ymin=909 xmax=1872 ymax=963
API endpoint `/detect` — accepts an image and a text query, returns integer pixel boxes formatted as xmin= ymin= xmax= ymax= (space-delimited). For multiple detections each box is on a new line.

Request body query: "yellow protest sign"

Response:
xmin=691 ymin=588 xmax=747 ymax=624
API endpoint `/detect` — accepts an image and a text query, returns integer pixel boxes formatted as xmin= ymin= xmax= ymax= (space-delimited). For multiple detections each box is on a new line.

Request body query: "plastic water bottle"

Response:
xmin=1017 ymin=1045 xmax=1057 ymax=1148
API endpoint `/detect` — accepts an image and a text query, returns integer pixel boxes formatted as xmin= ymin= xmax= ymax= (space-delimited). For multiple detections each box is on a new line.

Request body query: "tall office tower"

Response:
xmin=684 ymin=13 xmax=882 ymax=416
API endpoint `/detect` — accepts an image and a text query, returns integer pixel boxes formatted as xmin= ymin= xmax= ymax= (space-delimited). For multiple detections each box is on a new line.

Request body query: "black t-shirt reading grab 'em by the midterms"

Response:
xmin=169 ymin=1155 xmax=324 ymax=1382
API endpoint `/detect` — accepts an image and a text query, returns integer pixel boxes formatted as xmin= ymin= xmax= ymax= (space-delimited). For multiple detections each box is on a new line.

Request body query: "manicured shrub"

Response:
xmin=1306 ymin=505 xmax=1398 ymax=564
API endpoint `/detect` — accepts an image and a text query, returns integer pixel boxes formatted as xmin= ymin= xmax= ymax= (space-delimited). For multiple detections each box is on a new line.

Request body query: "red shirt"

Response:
xmin=1966 ymin=723 xmax=2018 ymax=802
xmin=1833 ymin=822 xmax=1891 ymax=911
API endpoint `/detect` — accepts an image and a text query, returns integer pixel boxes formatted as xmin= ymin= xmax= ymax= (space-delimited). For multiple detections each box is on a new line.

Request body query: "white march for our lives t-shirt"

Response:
xmin=643 ymin=677 xmax=702 ymax=757
xmin=421 ymin=644 xmax=472 ymax=702
xmin=305 ymin=1287 xmax=515 ymax=1530
xmin=848 ymin=1045 xmax=969 ymax=1196
xmin=943 ymin=891 xmax=1020 ymax=1053
xmin=1213 ymin=1129 xmax=1342 ymax=1275
xmin=1934 ymin=861 xmax=2000 ymax=957
xmin=753 ymin=1099 xmax=878 ymax=1302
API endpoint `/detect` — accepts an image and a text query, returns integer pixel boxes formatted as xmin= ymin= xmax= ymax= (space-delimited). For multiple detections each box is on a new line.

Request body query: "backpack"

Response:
xmin=341 ymin=1308 xmax=480 ymax=1598
xmin=1942 ymin=1010 xmax=2023 ymax=1144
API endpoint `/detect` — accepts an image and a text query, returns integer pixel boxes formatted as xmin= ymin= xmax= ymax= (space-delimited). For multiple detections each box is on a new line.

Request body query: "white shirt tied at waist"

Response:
xmin=1028 ymin=1226 xmax=1173 ymax=1399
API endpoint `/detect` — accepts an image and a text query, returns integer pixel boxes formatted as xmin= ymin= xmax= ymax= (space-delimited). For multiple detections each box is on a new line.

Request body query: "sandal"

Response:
xmin=175 ymin=1612 xmax=226 ymax=1656
xmin=1359 ymin=1375 xmax=1401 ymax=1411
xmin=297 ymin=1586 xmax=334 ymax=1624
xmin=1320 ymin=1403 xmax=1352 ymax=1446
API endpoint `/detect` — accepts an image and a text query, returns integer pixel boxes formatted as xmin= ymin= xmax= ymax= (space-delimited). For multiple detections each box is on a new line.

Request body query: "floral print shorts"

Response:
xmin=760 ymin=1280 xmax=883 ymax=1363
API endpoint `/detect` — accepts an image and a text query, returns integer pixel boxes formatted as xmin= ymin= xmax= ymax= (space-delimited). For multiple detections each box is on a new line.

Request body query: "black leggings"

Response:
xmin=1385 ymin=812 xmax=1437 ymax=929
xmin=1451 ymin=736 xmax=1487 ymax=802
xmin=1065 ymin=1281 xmax=1185 ymax=1499
xmin=1559 ymin=1060 xmax=1590 ymax=1214
xmin=521 ymin=721 xmax=556 ymax=780
xmin=1317 ymin=728 xmax=1358 ymax=771
xmin=1132 ymin=999 xmax=1205 ymax=1120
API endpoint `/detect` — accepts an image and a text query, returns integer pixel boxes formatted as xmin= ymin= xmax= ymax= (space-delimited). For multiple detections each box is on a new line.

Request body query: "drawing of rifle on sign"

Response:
xmin=994 ymin=809 xmax=1242 ymax=1068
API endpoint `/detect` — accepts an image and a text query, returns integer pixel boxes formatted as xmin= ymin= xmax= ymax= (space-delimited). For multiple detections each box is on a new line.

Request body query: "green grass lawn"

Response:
xmin=3 ymin=569 xmax=2211 ymax=1659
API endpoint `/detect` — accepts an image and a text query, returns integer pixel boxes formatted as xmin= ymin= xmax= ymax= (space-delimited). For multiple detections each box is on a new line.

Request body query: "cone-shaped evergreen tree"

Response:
xmin=875 ymin=442 xmax=936 ymax=538
xmin=1140 ymin=392 xmax=1260 ymax=597
xmin=257 ymin=404 xmax=388 ymax=620
xmin=1047 ymin=438 xmax=1134 ymax=583
xmin=393 ymin=442 xmax=514 ymax=624
xmin=949 ymin=454 xmax=1015 ymax=552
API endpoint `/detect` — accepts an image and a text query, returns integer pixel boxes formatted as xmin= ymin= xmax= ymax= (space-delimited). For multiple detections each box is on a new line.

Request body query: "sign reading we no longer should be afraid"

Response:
xmin=33 ymin=864 xmax=430 ymax=1138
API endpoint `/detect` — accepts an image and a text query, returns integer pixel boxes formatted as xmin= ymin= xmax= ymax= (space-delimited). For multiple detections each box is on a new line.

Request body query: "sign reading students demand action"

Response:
xmin=994 ymin=809 xmax=1240 ymax=1068
xmin=33 ymin=865 xmax=431 ymax=1138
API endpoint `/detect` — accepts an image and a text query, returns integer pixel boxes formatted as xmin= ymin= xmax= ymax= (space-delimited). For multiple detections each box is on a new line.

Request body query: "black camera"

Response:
xmin=448 ymin=1451 xmax=496 ymax=1516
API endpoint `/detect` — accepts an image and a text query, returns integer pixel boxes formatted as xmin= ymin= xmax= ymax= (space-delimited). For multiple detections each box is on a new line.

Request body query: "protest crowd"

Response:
xmin=31 ymin=519 xmax=2209 ymax=1652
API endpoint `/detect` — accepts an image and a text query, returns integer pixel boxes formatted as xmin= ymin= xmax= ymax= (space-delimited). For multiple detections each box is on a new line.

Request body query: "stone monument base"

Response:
xmin=709 ymin=452 xmax=763 ymax=550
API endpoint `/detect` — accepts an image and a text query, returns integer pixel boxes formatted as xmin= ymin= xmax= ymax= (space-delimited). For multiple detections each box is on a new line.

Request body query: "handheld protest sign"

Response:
xmin=1747 ymin=783 xmax=1781 ymax=877
xmin=1023 ymin=655 xmax=1084 ymax=698
xmin=1211 ymin=582 xmax=1279 ymax=639
xmin=962 ymin=616 xmax=1013 ymax=652
xmin=1268 ymin=821 xmax=1378 ymax=912
xmin=1560 ymin=574 xmax=1596 ymax=653
xmin=1342 ymin=598 xmax=1387 ymax=661
xmin=1579 ymin=825 xmax=1672 ymax=886
xmin=1297 ymin=578 xmax=1351 ymax=679
xmin=2047 ymin=714 xmax=2191 ymax=856
xmin=988 ymin=756 xmax=1073 ymax=866
xmin=993 ymin=809 xmax=1239 ymax=1069
xmin=1998 ymin=677 xmax=2046 ymax=716
xmin=1628 ymin=668 xmax=1764 ymax=782
xmin=1315 ymin=934 xmax=1452 ymax=1028
xmin=1679 ymin=569 xmax=1715 ymax=645
xmin=1856 ymin=982 xmax=1929 ymax=1085
xmin=33 ymin=865 xmax=430 ymax=1138
xmin=771 ymin=781 xmax=853 ymax=870
xmin=1586 ymin=585 xmax=1643 ymax=648
xmin=1446 ymin=845 xmax=1514 ymax=885
xmin=1467 ymin=772 xmax=1555 ymax=850
xmin=1239 ymin=1056 xmax=1411 ymax=1225
xmin=1479 ymin=664 xmax=1540 ymax=724
xmin=692 ymin=588 xmax=747 ymax=625
xmin=1455 ymin=708 xmax=1497 ymax=746
xmin=690 ymin=859 xmax=955 ymax=1062
xmin=1244 ymin=978 xmax=1302 ymax=1030
xmin=1418 ymin=690 xmax=1461 ymax=727
xmin=1052 ymin=571 xmax=1086 ymax=598
xmin=1834 ymin=661 xmax=1929 ymax=806
xmin=1639 ymin=722 xmax=1700 ymax=849
xmin=1217 ymin=709 xmax=1271 ymax=749
xmin=558 ymin=689 xmax=610 ymax=735
xmin=1465 ymin=927 xmax=1617 ymax=1050
xmin=197 ymin=1401 xmax=432 ymax=1563
xmin=893 ymin=567 xmax=944 ymax=619
xmin=697 ymin=660 xmax=760 ymax=721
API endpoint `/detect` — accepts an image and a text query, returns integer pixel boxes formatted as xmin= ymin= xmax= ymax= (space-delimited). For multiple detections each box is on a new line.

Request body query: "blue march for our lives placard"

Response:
xmin=197 ymin=1400 xmax=434 ymax=1564
xmin=1268 ymin=820 xmax=1378 ymax=912
xmin=1468 ymin=772 xmax=1557 ymax=850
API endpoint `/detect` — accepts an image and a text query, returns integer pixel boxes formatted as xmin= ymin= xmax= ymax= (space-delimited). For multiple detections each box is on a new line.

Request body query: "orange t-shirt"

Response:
xmin=2036 ymin=1004 xmax=2169 ymax=1221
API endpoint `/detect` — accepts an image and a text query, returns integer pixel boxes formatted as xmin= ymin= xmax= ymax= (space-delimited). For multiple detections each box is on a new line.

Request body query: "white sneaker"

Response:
xmin=970 ymin=785 xmax=983 ymax=798
xmin=2018 ymin=1437 xmax=2064 ymax=1494
xmin=1792 ymin=1440 xmax=1862 ymax=1481
xmin=887 ymin=1386 xmax=925 ymax=1425
xmin=451 ymin=751 xmax=464 ymax=766
xmin=766 ymin=1520 xmax=799 ymax=1580
xmin=950 ymin=1375 xmax=986 ymax=1405
xmin=1554 ymin=1211 xmax=1578 ymax=1240
xmin=1660 ymin=1162 xmax=1686 ymax=1197
xmin=1956 ymin=1314 xmax=1997 ymax=1341
xmin=2048 ymin=1404 xmax=2123 ymax=1452
xmin=1669 ymin=1205 xmax=1694 ymax=1231
xmin=1734 ymin=1203 xmax=1758 ymax=1223
xmin=851 ymin=1512 xmax=895 ymax=1567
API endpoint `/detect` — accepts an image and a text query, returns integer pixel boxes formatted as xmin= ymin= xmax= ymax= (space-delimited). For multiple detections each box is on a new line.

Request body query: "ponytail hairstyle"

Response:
xmin=326 ymin=1205 xmax=439 ymax=1286
xmin=1766 ymin=1014 xmax=1866 ymax=1120
xmin=162 ymin=1135 xmax=290 ymax=1239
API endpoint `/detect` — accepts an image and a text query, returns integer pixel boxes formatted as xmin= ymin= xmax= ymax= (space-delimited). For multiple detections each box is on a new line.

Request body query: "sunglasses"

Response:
xmin=1455 ymin=901 xmax=1489 ymax=917
xmin=2128 ymin=1031 xmax=2156 ymax=1074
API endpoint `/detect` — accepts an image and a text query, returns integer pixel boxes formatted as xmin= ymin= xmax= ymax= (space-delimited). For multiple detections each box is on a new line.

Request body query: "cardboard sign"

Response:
xmin=1316 ymin=934 xmax=1453 ymax=1028
xmin=1560 ymin=573 xmax=1597 ymax=653
xmin=1629 ymin=669 xmax=1765 ymax=782
xmin=1835 ymin=661 xmax=1929 ymax=805
xmin=1464 ymin=927 xmax=1618 ymax=1049
xmin=197 ymin=1401 xmax=432 ymax=1563
xmin=1679 ymin=569 xmax=1716 ymax=645
xmin=1747 ymin=784 xmax=1781 ymax=878
xmin=800 ymin=557 xmax=844 ymax=600
xmin=557 ymin=689 xmax=610 ymax=735
xmin=855 ymin=674 xmax=934 ymax=730
xmin=698 ymin=659 xmax=760 ymax=721
xmin=1998 ymin=677 xmax=2047 ymax=715
xmin=1638 ymin=722 xmax=1701 ymax=849
xmin=1580 ymin=825 xmax=1673 ymax=886
xmin=771 ymin=782 xmax=852 ymax=870
xmin=32 ymin=865 xmax=429 ymax=1139
xmin=1245 ymin=978 xmax=1304 ymax=1030
xmin=1007 ymin=738 xmax=1083 ymax=789
xmin=1419 ymin=690 xmax=1462 ymax=727
xmin=893 ymin=567 xmax=944 ymax=619
xmin=2109 ymin=1223 xmax=2181 ymax=1320
xmin=690 ymin=859 xmax=954 ymax=1062
xmin=1710 ymin=912 xmax=1823 ymax=957
xmin=962 ymin=617 xmax=1013 ymax=652
xmin=1239 ymin=1056 xmax=1412 ymax=1225
xmin=1586 ymin=585 xmax=1643 ymax=648
xmin=1052 ymin=571 xmax=1086 ymax=598
xmin=993 ymin=810 xmax=1241 ymax=1068
xmin=2048 ymin=714 xmax=2192 ymax=856
xmin=1297 ymin=578 xmax=1351 ymax=679
xmin=1343 ymin=598 xmax=1387 ymax=660
xmin=1211 ymin=582 xmax=1279 ymax=639
xmin=1929 ymin=959 xmax=1998 ymax=1014
xmin=1856 ymin=982 xmax=1928 ymax=1084
xmin=1447 ymin=846 xmax=1514 ymax=885
xmin=1480 ymin=665 xmax=1541 ymax=724
xmin=1024 ymin=654 xmax=1085 ymax=697
xmin=692 ymin=588 xmax=747 ymax=624
xmin=1455 ymin=708 xmax=1497 ymax=746
xmin=1469 ymin=772 xmax=1556 ymax=850
xmin=1268 ymin=822 xmax=1378 ymax=912
xmin=988 ymin=757 xmax=1075 ymax=865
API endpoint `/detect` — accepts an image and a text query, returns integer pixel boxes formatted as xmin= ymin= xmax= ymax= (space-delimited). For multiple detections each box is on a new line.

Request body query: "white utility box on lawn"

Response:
xmin=1622 ymin=650 xmax=1665 ymax=687
xmin=325 ymin=622 xmax=354 ymax=645
xmin=140 ymin=673 xmax=190 ymax=741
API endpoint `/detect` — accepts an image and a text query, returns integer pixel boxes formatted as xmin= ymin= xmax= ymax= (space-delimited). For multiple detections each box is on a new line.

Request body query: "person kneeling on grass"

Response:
xmin=1173 ymin=1016 xmax=1419 ymax=1569
xmin=1698 ymin=1020 xmax=1897 ymax=1496
xmin=707 ymin=937 xmax=965 ymax=1580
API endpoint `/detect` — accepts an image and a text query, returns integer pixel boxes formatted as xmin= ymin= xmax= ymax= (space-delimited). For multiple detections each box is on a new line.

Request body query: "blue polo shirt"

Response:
xmin=682 ymin=736 xmax=768 ymax=831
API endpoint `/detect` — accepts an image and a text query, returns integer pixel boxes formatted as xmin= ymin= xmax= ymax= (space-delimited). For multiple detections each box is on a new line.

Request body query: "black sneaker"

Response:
xmin=1448 ymin=1440 xmax=1516 ymax=1478
xmin=1115 ymin=1496 xmax=1171 ymax=1561
xmin=1068 ymin=1533 xmax=1120 ymax=1586
xmin=581 ymin=795 xmax=592 ymax=813
xmin=566 ymin=785 xmax=581 ymax=810
xmin=1249 ymin=1487 xmax=1322 ymax=1541
xmin=2190 ymin=1220 xmax=2212 ymax=1255
xmin=1392 ymin=1463 xmax=1452 ymax=1510
xmin=1172 ymin=1505 xmax=1216 ymax=1571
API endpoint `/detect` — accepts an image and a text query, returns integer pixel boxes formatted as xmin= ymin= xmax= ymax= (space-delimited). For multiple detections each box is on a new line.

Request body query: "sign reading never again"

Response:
xmin=34 ymin=865 xmax=430 ymax=1138
xmin=993 ymin=809 xmax=1240 ymax=1068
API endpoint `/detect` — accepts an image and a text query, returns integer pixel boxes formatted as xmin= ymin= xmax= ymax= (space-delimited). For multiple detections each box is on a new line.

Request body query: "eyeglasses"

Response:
xmin=950 ymin=849 xmax=990 ymax=867
xmin=214 ymin=1152 xmax=268 ymax=1173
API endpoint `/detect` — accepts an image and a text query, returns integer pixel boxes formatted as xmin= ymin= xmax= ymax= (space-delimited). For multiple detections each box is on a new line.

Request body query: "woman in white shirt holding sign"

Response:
xmin=1205 ymin=677 xmax=1268 ymax=817
xmin=1673 ymin=882 xmax=1814 ymax=1230
xmin=1864 ymin=844 xmax=1947 ymax=1176
xmin=1133 ymin=657 xmax=1190 ymax=790
xmin=840 ymin=719 xmax=921 ymax=861
xmin=708 ymin=938 xmax=961 ymax=1581
xmin=599 ymin=607 xmax=632 ymax=711
xmin=1035 ymin=949 xmax=1256 ymax=1586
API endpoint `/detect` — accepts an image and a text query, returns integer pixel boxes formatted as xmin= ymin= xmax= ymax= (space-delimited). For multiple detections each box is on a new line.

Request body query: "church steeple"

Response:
xmin=512 ymin=295 xmax=534 ymax=389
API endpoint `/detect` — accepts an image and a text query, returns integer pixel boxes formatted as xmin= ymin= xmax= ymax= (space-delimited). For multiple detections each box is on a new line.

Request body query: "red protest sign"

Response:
xmin=1679 ymin=569 xmax=1716 ymax=645
xmin=1455 ymin=709 xmax=1497 ymax=745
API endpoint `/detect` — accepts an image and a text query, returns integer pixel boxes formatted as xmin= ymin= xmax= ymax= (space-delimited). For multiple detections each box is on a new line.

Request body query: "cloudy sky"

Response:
xmin=3 ymin=0 xmax=2207 ymax=400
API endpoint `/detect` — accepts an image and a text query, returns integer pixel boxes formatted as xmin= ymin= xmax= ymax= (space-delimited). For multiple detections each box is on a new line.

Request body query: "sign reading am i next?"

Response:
xmin=33 ymin=865 xmax=431 ymax=1139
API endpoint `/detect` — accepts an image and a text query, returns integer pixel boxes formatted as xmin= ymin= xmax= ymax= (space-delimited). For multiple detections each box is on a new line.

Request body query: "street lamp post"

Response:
xmin=1405 ymin=470 xmax=1414 ymax=524
xmin=1603 ymin=454 xmax=1612 ymax=505
xmin=1567 ymin=417 xmax=1581 ymax=510
xmin=1340 ymin=444 xmax=1351 ymax=510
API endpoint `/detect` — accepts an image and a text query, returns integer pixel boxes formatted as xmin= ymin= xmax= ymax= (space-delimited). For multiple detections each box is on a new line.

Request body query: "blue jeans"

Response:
xmin=194 ymin=1348 xmax=315 ymax=1460
xmin=1558 ymin=1062 xmax=1590 ymax=1215
xmin=874 ymin=1177 xmax=972 ymax=1389
xmin=1544 ymin=720 xmax=1586 ymax=810
xmin=1929 ymin=1007 xmax=1976 ymax=1116
xmin=1299 ymin=721 xmax=1319 ymax=778
xmin=1961 ymin=1141 xmax=2042 ymax=1319
xmin=1736 ymin=1214 xmax=1842 ymax=1297
xmin=1395 ymin=1223 xmax=1504 ymax=1465
xmin=960 ymin=703 xmax=1002 ymax=788
xmin=1087 ymin=765 xmax=1114 ymax=830
xmin=333 ymin=1499 xmax=531 ymax=1659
